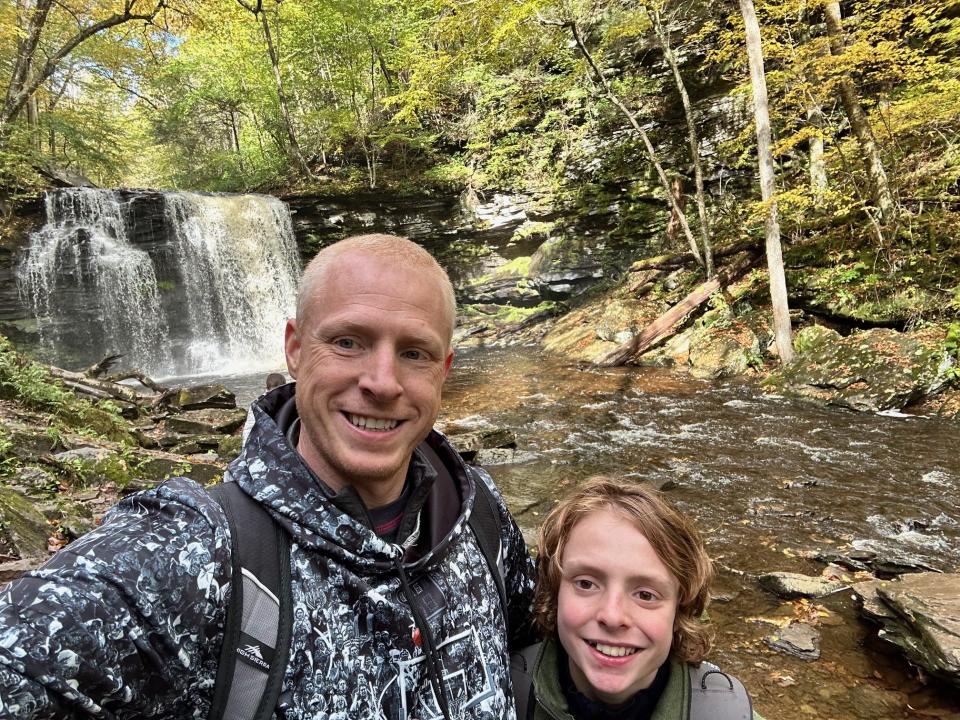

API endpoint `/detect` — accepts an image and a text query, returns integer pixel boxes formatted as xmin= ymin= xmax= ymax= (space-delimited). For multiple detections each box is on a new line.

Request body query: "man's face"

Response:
xmin=285 ymin=250 xmax=453 ymax=507
xmin=556 ymin=508 xmax=679 ymax=706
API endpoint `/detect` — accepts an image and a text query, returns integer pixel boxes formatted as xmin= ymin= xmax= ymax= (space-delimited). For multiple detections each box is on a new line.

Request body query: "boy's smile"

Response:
xmin=556 ymin=507 xmax=680 ymax=705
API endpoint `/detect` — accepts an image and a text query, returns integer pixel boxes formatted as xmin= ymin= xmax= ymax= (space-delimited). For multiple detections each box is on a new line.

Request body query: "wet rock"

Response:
xmin=472 ymin=448 xmax=539 ymax=466
xmin=817 ymin=548 xmax=940 ymax=577
xmin=855 ymin=573 xmax=960 ymax=688
xmin=766 ymin=328 xmax=953 ymax=412
xmin=164 ymin=408 xmax=247 ymax=435
xmin=759 ymin=571 xmax=847 ymax=599
xmin=851 ymin=580 xmax=899 ymax=622
xmin=0 ymin=486 xmax=50 ymax=561
xmin=447 ymin=428 xmax=516 ymax=458
xmin=166 ymin=384 xmax=237 ymax=411
xmin=687 ymin=317 xmax=760 ymax=380
xmin=763 ymin=621 xmax=821 ymax=661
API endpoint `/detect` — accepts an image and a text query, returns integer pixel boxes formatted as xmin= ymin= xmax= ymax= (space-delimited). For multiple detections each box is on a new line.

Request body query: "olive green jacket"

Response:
xmin=524 ymin=639 xmax=764 ymax=720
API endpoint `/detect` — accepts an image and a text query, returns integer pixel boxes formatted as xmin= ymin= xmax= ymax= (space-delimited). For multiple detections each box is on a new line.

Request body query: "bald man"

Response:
xmin=0 ymin=235 xmax=536 ymax=720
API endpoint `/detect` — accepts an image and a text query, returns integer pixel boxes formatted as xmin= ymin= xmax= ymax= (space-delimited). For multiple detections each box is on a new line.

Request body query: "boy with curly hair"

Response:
xmin=512 ymin=476 xmax=762 ymax=720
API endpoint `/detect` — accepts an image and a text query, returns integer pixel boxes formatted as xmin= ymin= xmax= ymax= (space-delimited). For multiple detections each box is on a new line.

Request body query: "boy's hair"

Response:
xmin=533 ymin=476 xmax=714 ymax=663
xmin=265 ymin=372 xmax=286 ymax=390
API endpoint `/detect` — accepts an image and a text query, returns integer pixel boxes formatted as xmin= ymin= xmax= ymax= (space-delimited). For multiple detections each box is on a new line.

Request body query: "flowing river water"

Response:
xmin=226 ymin=345 xmax=960 ymax=718
xmin=441 ymin=346 xmax=960 ymax=720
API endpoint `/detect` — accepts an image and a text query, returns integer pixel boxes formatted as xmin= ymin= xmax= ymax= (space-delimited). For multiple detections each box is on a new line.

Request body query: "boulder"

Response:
xmin=0 ymin=486 xmax=50 ymax=561
xmin=853 ymin=573 xmax=960 ymax=688
xmin=758 ymin=571 xmax=847 ymax=599
xmin=763 ymin=621 xmax=821 ymax=661
xmin=687 ymin=317 xmax=760 ymax=380
xmin=527 ymin=235 xmax=603 ymax=300
xmin=459 ymin=256 xmax=541 ymax=307
xmin=164 ymin=408 xmax=247 ymax=435
xmin=166 ymin=384 xmax=238 ymax=411
xmin=472 ymin=448 xmax=539 ymax=466
xmin=793 ymin=324 xmax=841 ymax=354
xmin=766 ymin=328 xmax=953 ymax=412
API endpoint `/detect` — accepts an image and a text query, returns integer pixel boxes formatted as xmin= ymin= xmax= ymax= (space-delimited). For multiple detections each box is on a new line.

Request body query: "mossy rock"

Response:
xmin=687 ymin=321 xmax=760 ymax=380
xmin=0 ymin=485 xmax=50 ymax=560
xmin=217 ymin=435 xmax=244 ymax=461
xmin=164 ymin=408 xmax=247 ymax=435
xmin=767 ymin=328 xmax=953 ymax=412
xmin=794 ymin=325 xmax=841 ymax=355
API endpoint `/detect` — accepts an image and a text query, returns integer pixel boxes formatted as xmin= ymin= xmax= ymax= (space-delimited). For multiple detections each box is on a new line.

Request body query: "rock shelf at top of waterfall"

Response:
xmin=16 ymin=188 xmax=301 ymax=379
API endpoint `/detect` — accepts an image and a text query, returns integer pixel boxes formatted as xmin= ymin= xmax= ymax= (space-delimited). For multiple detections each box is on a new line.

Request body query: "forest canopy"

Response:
xmin=1 ymin=0 xmax=959 ymax=244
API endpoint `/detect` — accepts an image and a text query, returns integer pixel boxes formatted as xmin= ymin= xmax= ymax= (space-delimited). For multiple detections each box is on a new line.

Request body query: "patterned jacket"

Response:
xmin=0 ymin=384 xmax=536 ymax=719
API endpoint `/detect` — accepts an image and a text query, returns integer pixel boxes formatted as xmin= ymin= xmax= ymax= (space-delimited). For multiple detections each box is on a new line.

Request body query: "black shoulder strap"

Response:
xmin=417 ymin=440 xmax=509 ymax=633
xmin=468 ymin=469 xmax=509 ymax=631
xmin=687 ymin=662 xmax=753 ymax=720
xmin=208 ymin=481 xmax=292 ymax=720
xmin=509 ymin=643 xmax=540 ymax=720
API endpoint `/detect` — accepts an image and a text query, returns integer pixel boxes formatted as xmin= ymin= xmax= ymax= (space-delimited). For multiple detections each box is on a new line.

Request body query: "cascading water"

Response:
xmin=17 ymin=188 xmax=301 ymax=379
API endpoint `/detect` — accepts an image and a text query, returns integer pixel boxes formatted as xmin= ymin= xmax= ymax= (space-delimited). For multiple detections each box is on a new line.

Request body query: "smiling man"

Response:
xmin=0 ymin=234 xmax=536 ymax=720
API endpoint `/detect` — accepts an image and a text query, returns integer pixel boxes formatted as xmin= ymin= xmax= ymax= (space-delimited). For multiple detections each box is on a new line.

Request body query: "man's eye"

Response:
xmin=334 ymin=338 xmax=357 ymax=349
xmin=402 ymin=349 xmax=425 ymax=360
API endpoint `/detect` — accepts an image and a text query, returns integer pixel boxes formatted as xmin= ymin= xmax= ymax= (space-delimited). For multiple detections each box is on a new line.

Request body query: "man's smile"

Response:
xmin=345 ymin=412 xmax=402 ymax=431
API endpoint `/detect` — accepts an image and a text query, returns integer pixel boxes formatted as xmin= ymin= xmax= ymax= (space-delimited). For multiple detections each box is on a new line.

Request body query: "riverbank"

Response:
xmin=454 ymin=242 xmax=960 ymax=421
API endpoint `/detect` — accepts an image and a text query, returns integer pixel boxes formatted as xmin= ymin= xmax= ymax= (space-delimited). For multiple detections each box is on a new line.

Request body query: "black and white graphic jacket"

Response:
xmin=0 ymin=384 xmax=536 ymax=719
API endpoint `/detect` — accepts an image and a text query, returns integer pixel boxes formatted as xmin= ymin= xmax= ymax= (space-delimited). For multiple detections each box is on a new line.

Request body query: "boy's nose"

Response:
xmin=596 ymin=592 xmax=629 ymax=628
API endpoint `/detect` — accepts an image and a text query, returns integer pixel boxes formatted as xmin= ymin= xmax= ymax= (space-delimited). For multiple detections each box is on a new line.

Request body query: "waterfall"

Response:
xmin=17 ymin=188 xmax=301 ymax=379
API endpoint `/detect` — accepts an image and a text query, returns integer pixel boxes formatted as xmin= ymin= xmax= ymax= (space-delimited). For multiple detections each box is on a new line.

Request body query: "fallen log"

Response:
xmin=48 ymin=366 xmax=159 ymax=405
xmin=628 ymin=239 xmax=759 ymax=272
xmin=104 ymin=371 xmax=169 ymax=394
xmin=595 ymin=251 xmax=761 ymax=367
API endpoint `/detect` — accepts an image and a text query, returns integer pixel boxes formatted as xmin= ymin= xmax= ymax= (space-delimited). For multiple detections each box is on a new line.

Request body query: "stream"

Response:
xmin=225 ymin=345 xmax=960 ymax=718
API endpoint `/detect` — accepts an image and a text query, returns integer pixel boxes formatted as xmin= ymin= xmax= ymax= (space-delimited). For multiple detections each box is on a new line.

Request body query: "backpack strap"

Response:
xmin=509 ymin=643 xmax=540 ymax=720
xmin=467 ymin=468 xmax=509 ymax=636
xmin=208 ymin=481 xmax=292 ymax=720
xmin=417 ymin=440 xmax=509 ymax=635
xmin=687 ymin=662 xmax=753 ymax=720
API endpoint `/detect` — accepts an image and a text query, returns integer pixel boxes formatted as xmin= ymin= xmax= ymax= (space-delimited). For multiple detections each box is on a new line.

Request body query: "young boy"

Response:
xmin=512 ymin=476 xmax=761 ymax=720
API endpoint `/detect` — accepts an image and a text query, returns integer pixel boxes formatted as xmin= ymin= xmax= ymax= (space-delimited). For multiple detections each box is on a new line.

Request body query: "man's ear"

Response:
xmin=284 ymin=318 xmax=300 ymax=379
xmin=443 ymin=348 xmax=454 ymax=379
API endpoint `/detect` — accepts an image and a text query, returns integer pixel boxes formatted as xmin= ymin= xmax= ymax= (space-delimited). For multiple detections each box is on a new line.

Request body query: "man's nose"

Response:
xmin=358 ymin=346 xmax=403 ymax=400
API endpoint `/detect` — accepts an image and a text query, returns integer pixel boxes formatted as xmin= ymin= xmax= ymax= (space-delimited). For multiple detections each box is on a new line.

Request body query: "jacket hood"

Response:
xmin=227 ymin=382 xmax=477 ymax=575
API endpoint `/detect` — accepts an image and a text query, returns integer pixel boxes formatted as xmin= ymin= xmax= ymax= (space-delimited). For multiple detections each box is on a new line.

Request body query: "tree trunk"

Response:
xmin=807 ymin=102 xmax=828 ymax=199
xmin=649 ymin=7 xmax=713 ymax=277
xmin=823 ymin=0 xmax=895 ymax=224
xmin=255 ymin=5 xmax=313 ymax=178
xmin=1 ymin=0 xmax=165 ymax=133
xmin=553 ymin=18 xmax=705 ymax=270
xmin=739 ymin=0 xmax=794 ymax=364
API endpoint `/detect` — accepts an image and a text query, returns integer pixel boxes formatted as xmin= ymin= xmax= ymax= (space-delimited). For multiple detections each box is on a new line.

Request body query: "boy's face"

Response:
xmin=556 ymin=508 xmax=680 ymax=706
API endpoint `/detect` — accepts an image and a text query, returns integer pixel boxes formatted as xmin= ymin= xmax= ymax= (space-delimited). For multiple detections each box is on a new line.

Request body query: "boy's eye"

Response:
xmin=634 ymin=590 xmax=657 ymax=602
xmin=573 ymin=579 xmax=595 ymax=591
